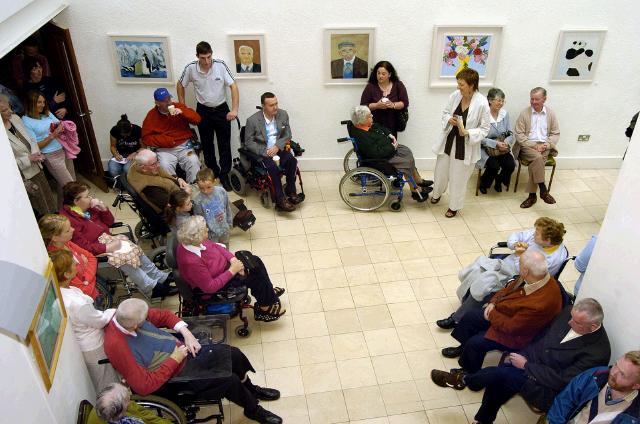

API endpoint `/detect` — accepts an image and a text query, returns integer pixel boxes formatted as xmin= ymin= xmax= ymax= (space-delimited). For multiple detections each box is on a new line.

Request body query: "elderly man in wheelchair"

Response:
xmin=242 ymin=92 xmax=304 ymax=212
xmin=349 ymin=105 xmax=433 ymax=202
xmin=104 ymin=299 xmax=283 ymax=424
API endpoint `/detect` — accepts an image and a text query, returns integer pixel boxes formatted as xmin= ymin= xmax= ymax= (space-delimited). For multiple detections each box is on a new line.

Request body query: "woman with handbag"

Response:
xmin=478 ymin=88 xmax=516 ymax=194
xmin=360 ymin=61 xmax=409 ymax=137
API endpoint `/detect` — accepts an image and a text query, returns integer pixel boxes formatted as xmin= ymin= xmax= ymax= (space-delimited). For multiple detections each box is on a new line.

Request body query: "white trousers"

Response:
xmin=432 ymin=149 xmax=475 ymax=211
xmin=156 ymin=143 xmax=201 ymax=183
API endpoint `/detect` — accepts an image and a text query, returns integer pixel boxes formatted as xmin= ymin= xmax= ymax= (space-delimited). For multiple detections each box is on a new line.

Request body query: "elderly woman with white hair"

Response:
xmin=87 ymin=382 xmax=172 ymax=424
xmin=176 ymin=216 xmax=285 ymax=322
xmin=350 ymin=105 xmax=433 ymax=202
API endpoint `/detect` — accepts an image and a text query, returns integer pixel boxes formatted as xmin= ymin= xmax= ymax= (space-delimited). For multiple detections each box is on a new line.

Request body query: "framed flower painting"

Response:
xmin=429 ymin=25 xmax=503 ymax=88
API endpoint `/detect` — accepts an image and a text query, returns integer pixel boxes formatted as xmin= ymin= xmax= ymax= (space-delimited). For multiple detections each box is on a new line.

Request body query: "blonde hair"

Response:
xmin=196 ymin=167 xmax=216 ymax=183
xmin=50 ymin=249 xmax=74 ymax=283
xmin=535 ymin=217 xmax=565 ymax=245
xmin=38 ymin=214 xmax=70 ymax=246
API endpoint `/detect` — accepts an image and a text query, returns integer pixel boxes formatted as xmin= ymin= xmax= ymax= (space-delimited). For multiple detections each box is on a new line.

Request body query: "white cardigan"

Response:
xmin=432 ymin=90 xmax=491 ymax=166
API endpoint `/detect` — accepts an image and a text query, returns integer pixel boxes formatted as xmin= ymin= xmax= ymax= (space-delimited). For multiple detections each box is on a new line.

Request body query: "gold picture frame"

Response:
xmin=27 ymin=261 xmax=67 ymax=391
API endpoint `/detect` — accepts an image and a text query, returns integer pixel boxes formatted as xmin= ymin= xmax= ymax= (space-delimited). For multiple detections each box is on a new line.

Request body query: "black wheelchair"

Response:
xmin=228 ymin=115 xmax=306 ymax=208
xmin=337 ymin=120 xmax=426 ymax=212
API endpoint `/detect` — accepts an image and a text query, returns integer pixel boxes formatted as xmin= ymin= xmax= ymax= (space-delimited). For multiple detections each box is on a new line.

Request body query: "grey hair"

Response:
xmin=0 ymin=94 xmax=10 ymax=106
xmin=134 ymin=148 xmax=157 ymax=166
xmin=238 ymin=45 xmax=253 ymax=55
xmin=487 ymin=88 xmax=505 ymax=102
xmin=95 ymin=383 xmax=130 ymax=421
xmin=573 ymin=298 xmax=604 ymax=325
xmin=530 ymin=86 xmax=547 ymax=98
xmin=351 ymin=105 xmax=371 ymax=126
xmin=177 ymin=215 xmax=207 ymax=246
xmin=115 ymin=298 xmax=149 ymax=329
xmin=521 ymin=249 xmax=548 ymax=277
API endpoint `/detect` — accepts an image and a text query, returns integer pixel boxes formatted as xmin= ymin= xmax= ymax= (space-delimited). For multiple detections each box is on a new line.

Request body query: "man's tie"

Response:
xmin=344 ymin=62 xmax=353 ymax=79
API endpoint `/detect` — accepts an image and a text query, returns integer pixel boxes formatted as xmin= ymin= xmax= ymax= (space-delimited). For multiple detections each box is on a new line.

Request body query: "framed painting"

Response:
xmin=28 ymin=261 xmax=67 ymax=391
xmin=550 ymin=29 xmax=606 ymax=82
xmin=229 ymin=33 xmax=267 ymax=78
xmin=429 ymin=25 xmax=503 ymax=88
xmin=109 ymin=35 xmax=173 ymax=84
xmin=324 ymin=27 xmax=375 ymax=85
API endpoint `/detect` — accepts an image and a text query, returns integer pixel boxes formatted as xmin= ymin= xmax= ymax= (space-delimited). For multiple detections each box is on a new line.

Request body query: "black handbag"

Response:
xmin=234 ymin=250 xmax=260 ymax=275
xmin=397 ymin=108 xmax=409 ymax=132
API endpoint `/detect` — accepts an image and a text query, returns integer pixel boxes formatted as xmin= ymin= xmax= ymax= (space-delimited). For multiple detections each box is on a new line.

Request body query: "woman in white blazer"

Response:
xmin=431 ymin=68 xmax=490 ymax=217
xmin=1 ymin=94 xmax=56 ymax=215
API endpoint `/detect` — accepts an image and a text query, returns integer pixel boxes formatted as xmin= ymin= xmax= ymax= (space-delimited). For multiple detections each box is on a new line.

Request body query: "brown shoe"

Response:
xmin=288 ymin=193 xmax=305 ymax=205
xmin=520 ymin=196 xmax=537 ymax=209
xmin=276 ymin=199 xmax=296 ymax=212
xmin=540 ymin=192 xmax=556 ymax=204
xmin=430 ymin=369 xmax=466 ymax=390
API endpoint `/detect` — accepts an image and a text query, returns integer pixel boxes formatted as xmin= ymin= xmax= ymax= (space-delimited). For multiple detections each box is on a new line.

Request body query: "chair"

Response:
xmin=513 ymin=156 xmax=556 ymax=193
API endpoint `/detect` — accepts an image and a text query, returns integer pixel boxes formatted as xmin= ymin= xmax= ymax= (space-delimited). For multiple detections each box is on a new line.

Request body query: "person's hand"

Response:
xmin=51 ymin=123 xmax=64 ymax=136
xmin=172 ymin=107 xmax=183 ymax=116
xmin=170 ymin=345 xmax=189 ymax=363
xmin=54 ymin=108 xmax=67 ymax=119
xmin=514 ymin=241 xmax=529 ymax=255
xmin=226 ymin=110 xmax=238 ymax=121
xmin=115 ymin=234 xmax=129 ymax=241
xmin=496 ymin=141 xmax=507 ymax=151
xmin=177 ymin=178 xmax=190 ymax=191
xmin=266 ymin=145 xmax=280 ymax=157
xmin=106 ymin=239 xmax=122 ymax=253
xmin=229 ymin=258 xmax=245 ymax=275
xmin=28 ymin=152 xmax=44 ymax=163
xmin=483 ymin=303 xmax=495 ymax=320
xmin=182 ymin=331 xmax=201 ymax=356
xmin=127 ymin=152 xmax=137 ymax=161
xmin=90 ymin=198 xmax=107 ymax=210
xmin=509 ymin=353 xmax=528 ymax=369
xmin=53 ymin=91 xmax=66 ymax=104
xmin=114 ymin=153 xmax=124 ymax=161
xmin=448 ymin=116 xmax=458 ymax=126
xmin=385 ymin=101 xmax=395 ymax=109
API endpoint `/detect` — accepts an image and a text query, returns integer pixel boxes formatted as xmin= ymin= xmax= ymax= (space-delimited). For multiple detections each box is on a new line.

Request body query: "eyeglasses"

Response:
xmin=146 ymin=160 xmax=160 ymax=167
xmin=75 ymin=192 xmax=94 ymax=200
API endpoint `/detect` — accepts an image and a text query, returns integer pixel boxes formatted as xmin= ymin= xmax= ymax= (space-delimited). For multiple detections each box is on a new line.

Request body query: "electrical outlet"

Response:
xmin=577 ymin=134 xmax=591 ymax=142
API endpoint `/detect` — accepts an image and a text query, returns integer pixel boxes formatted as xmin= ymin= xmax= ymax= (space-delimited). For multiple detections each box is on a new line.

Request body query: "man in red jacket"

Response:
xmin=104 ymin=299 xmax=282 ymax=424
xmin=142 ymin=88 xmax=202 ymax=183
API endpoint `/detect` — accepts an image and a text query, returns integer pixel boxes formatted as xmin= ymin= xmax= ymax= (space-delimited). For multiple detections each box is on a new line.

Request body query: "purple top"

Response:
xmin=360 ymin=80 xmax=409 ymax=136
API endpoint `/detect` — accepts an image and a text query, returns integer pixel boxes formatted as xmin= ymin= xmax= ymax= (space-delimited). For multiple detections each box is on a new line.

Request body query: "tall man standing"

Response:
xmin=514 ymin=87 xmax=560 ymax=209
xmin=177 ymin=41 xmax=239 ymax=191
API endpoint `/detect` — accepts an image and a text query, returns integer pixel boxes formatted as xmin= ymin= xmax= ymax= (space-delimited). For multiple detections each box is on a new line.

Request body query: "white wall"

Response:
xmin=54 ymin=0 xmax=640 ymax=171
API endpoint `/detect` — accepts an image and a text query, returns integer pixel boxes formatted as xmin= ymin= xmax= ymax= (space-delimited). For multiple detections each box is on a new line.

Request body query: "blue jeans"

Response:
xmin=108 ymin=158 xmax=133 ymax=178
xmin=120 ymin=254 xmax=169 ymax=297
xmin=465 ymin=364 xmax=528 ymax=423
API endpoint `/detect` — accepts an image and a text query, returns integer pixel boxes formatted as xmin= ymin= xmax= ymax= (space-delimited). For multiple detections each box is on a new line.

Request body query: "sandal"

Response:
xmin=254 ymin=303 xmax=286 ymax=322
xmin=445 ymin=209 xmax=457 ymax=218
xmin=274 ymin=287 xmax=285 ymax=297
xmin=430 ymin=197 xmax=441 ymax=204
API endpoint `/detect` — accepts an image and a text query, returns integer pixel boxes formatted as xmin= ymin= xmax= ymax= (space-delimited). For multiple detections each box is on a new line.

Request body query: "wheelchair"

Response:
xmin=337 ymin=120 xmax=427 ymax=212
xmin=165 ymin=235 xmax=253 ymax=338
xmin=228 ymin=116 xmax=306 ymax=208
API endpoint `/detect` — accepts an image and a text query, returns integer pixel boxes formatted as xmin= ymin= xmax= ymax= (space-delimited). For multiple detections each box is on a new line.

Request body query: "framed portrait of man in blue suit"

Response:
xmin=324 ymin=27 xmax=375 ymax=85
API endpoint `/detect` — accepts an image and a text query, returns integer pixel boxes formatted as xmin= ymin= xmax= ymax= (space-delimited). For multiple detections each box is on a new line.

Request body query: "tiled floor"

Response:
xmin=95 ymin=167 xmax=618 ymax=424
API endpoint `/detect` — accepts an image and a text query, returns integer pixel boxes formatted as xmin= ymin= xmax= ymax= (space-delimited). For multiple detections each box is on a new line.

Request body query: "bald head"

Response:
xmin=520 ymin=249 xmax=548 ymax=280
xmin=116 ymin=298 xmax=148 ymax=330
xmin=135 ymin=148 xmax=157 ymax=165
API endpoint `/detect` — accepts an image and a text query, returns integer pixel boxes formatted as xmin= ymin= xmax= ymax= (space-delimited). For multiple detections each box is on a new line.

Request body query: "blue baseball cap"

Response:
xmin=153 ymin=88 xmax=172 ymax=101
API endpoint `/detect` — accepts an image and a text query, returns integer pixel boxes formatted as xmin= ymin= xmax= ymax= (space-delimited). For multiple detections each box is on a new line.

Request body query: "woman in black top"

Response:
xmin=23 ymin=56 xmax=68 ymax=119
xmin=107 ymin=114 xmax=143 ymax=177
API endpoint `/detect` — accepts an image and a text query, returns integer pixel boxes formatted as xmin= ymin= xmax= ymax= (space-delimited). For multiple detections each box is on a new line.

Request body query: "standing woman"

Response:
xmin=431 ymin=68 xmax=490 ymax=218
xmin=360 ymin=61 xmax=409 ymax=137
xmin=21 ymin=90 xmax=75 ymax=205
xmin=22 ymin=57 xmax=68 ymax=119
xmin=1 ymin=94 xmax=56 ymax=215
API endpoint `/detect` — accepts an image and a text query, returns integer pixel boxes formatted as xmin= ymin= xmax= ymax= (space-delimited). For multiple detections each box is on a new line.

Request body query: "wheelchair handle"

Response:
xmin=98 ymin=358 xmax=111 ymax=364
xmin=337 ymin=137 xmax=351 ymax=143
xmin=234 ymin=117 xmax=241 ymax=131
xmin=496 ymin=242 xmax=508 ymax=248
xmin=340 ymin=120 xmax=351 ymax=125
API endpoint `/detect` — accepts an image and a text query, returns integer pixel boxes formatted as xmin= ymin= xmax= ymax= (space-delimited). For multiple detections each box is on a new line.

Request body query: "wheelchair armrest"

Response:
xmin=340 ymin=120 xmax=351 ymax=125
xmin=110 ymin=222 xmax=135 ymax=242
xmin=238 ymin=147 xmax=264 ymax=163
xmin=97 ymin=256 xmax=108 ymax=263
xmin=496 ymin=242 xmax=508 ymax=248
xmin=337 ymin=137 xmax=352 ymax=143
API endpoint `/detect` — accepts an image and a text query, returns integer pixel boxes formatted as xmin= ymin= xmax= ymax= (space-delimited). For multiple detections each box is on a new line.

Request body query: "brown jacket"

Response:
xmin=513 ymin=106 xmax=560 ymax=159
xmin=485 ymin=275 xmax=562 ymax=349
xmin=127 ymin=164 xmax=180 ymax=212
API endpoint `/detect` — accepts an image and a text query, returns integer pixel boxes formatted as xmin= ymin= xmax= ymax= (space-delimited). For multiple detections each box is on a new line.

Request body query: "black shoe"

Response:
xmin=287 ymin=193 xmax=305 ymax=205
xmin=244 ymin=405 xmax=283 ymax=424
xmin=494 ymin=182 xmax=502 ymax=193
xmin=436 ymin=314 xmax=457 ymax=330
xmin=411 ymin=190 xmax=429 ymax=202
xmin=442 ymin=346 xmax=463 ymax=358
xmin=151 ymin=281 xmax=178 ymax=299
xmin=479 ymin=186 xmax=487 ymax=194
xmin=417 ymin=180 xmax=434 ymax=188
xmin=220 ymin=174 xmax=232 ymax=192
xmin=253 ymin=385 xmax=281 ymax=401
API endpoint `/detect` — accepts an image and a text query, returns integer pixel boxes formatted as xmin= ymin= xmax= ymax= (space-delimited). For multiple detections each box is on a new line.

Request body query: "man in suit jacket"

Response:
xmin=243 ymin=92 xmax=303 ymax=212
xmin=514 ymin=87 xmax=561 ymax=209
xmin=431 ymin=298 xmax=611 ymax=424
xmin=330 ymin=41 xmax=368 ymax=79
xmin=236 ymin=45 xmax=262 ymax=73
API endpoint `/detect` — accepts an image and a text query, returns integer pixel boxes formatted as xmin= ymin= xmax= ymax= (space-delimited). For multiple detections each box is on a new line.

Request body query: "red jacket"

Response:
xmin=103 ymin=308 xmax=185 ymax=395
xmin=141 ymin=102 xmax=201 ymax=148
xmin=176 ymin=240 xmax=235 ymax=294
xmin=485 ymin=276 xmax=563 ymax=349
xmin=59 ymin=205 xmax=115 ymax=255
xmin=47 ymin=240 xmax=98 ymax=299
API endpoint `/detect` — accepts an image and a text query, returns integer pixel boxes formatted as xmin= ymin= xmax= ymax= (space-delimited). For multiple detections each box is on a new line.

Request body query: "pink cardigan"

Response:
xmin=58 ymin=120 xmax=81 ymax=159
xmin=176 ymin=239 xmax=236 ymax=293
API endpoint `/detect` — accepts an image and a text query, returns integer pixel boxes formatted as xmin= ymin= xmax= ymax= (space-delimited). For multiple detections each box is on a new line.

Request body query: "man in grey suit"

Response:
xmin=243 ymin=92 xmax=303 ymax=212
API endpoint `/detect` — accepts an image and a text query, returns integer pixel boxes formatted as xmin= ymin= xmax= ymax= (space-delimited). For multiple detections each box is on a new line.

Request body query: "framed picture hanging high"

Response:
xmin=324 ymin=27 xmax=375 ymax=85
xmin=228 ymin=33 xmax=267 ymax=78
xmin=429 ymin=25 xmax=503 ymax=88
xmin=109 ymin=35 xmax=173 ymax=84
xmin=550 ymin=29 xmax=606 ymax=83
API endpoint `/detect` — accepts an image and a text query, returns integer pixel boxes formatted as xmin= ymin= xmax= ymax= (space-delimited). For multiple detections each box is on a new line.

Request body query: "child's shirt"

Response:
xmin=192 ymin=186 xmax=233 ymax=240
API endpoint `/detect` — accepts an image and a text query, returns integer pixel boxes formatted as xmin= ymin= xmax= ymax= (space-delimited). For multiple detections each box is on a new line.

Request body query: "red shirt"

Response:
xmin=48 ymin=241 xmax=98 ymax=299
xmin=141 ymin=103 xmax=201 ymax=148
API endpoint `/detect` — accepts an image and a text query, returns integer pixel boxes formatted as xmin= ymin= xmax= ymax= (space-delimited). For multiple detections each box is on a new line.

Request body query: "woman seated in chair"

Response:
xmin=176 ymin=216 xmax=285 ymax=322
xmin=59 ymin=181 xmax=175 ymax=299
xmin=350 ymin=105 xmax=432 ymax=202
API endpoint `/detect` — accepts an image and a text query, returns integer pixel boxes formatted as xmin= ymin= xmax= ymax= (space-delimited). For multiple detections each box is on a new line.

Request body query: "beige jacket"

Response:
xmin=513 ymin=106 xmax=560 ymax=159
xmin=6 ymin=114 xmax=43 ymax=179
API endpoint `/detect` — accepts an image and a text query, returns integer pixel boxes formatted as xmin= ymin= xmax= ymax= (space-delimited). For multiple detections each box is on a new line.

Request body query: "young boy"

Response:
xmin=193 ymin=167 xmax=233 ymax=246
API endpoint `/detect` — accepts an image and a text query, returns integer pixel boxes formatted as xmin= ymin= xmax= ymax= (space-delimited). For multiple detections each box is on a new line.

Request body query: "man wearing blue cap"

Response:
xmin=177 ymin=41 xmax=239 ymax=191
xmin=330 ymin=40 xmax=369 ymax=79
xmin=141 ymin=88 xmax=202 ymax=183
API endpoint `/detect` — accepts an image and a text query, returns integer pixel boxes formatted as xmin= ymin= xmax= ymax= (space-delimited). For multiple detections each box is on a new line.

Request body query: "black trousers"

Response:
xmin=156 ymin=345 xmax=259 ymax=412
xmin=480 ymin=154 xmax=516 ymax=189
xmin=452 ymin=290 xmax=494 ymax=323
xmin=196 ymin=102 xmax=232 ymax=177
xmin=451 ymin=307 xmax=512 ymax=373
xmin=262 ymin=150 xmax=298 ymax=202
xmin=465 ymin=364 xmax=528 ymax=423
xmin=227 ymin=255 xmax=278 ymax=307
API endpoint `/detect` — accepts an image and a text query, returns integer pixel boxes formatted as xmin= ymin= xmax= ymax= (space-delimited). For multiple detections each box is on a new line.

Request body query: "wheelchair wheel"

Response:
xmin=260 ymin=190 xmax=272 ymax=209
xmin=134 ymin=221 xmax=144 ymax=240
xmin=229 ymin=168 xmax=247 ymax=195
xmin=389 ymin=200 xmax=403 ymax=212
xmin=148 ymin=246 xmax=168 ymax=271
xmin=94 ymin=279 xmax=113 ymax=311
xmin=343 ymin=148 xmax=358 ymax=174
xmin=339 ymin=167 xmax=391 ymax=212
xmin=235 ymin=324 xmax=251 ymax=337
xmin=132 ymin=395 xmax=187 ymax=424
